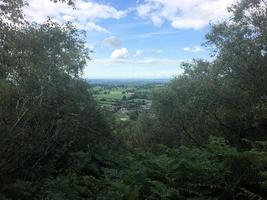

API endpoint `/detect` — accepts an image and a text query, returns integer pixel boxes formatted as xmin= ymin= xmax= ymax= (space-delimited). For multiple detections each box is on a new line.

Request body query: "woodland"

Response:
xmin=0 ymin=0 xmax=267 ymax=199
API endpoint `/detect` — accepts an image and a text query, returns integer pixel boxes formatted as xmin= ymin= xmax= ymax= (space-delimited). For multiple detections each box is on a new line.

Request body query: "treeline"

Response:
xmin=123 ymin=0 xmax=267 ymax=150
xmin=0 ymin=0 xmax=267 ymax=199
xmin=0 ymin=1 xmax=113 ymax=199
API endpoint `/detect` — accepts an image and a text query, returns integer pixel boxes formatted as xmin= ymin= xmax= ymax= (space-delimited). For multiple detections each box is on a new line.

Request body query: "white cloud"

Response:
xmin=127 ymin=30 xmax=180 ymax=40
xmin=137 ymin=0 xmax=236 ymax=30
xmin=94 ymin=58 xmax=185 ymax=65
xmin=155 ymin=49 xmax=163 ymax=54
xmin=74 ymin=22 xmax=110 ymax=33
xmin=184 ymin=46 xmax=204 ymax=53
xmin=103 ymin=36 xmax=122 ymax=47
xmin=23 ymin=0 xmax=126 ymax=32
xmin=135 ymin=50 xmax=143 ymax=56
xmin=111 ymin=48 xmax=130 ymax=59
xmin=172 ymin=19 xmax=207 ymax=30
xmin=110 ymin=48 xmax=143 ymax=59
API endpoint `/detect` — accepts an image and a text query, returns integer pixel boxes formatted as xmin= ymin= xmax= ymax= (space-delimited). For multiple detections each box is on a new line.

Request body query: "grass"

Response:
xmin=91 ymin=85 xmax=159 ymax=122
xmin=93 ymin=87 xmax=132 ymax=100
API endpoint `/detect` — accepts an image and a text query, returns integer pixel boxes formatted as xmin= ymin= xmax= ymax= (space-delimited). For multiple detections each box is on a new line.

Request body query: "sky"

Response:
xmin=23 ymin=0 xmax=236 ymax=79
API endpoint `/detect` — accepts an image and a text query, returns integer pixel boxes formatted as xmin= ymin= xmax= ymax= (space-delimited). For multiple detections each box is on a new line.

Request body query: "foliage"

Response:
xmin=146 ymin=0 xmax=267 ymax=148
xmin=99 ymin=137 xmax=267 ymax=199
xmin=1 ymin=0 xmax=267 ymax=199
xmin=38 ymin=138 xmax=267 ymax=200
xmin=0 ymin=0 xmax=111 ymax=199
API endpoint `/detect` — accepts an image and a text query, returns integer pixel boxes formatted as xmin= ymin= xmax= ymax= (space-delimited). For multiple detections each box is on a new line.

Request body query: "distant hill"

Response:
xmin=87 ymin=79 xmax=170 ymax=86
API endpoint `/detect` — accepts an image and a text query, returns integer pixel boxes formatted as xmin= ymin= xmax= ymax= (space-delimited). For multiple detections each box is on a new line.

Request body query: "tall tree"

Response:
xmin=0 ymin=1 xmax=112 ymax=199
xmin=151 ymin=0 xmax=267 ymax=147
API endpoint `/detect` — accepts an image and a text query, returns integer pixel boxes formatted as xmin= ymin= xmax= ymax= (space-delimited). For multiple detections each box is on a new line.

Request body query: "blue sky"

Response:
xmin=24 ymin=0 xmax=235 ymax=79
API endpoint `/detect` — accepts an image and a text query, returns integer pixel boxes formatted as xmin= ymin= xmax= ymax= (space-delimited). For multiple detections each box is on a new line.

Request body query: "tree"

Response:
xmin=0 ymin=1 xmax=112 ymax=199
xmin=150 ymin=0 xmax=267 ymax=147
xmin=205 ymin=0 xmax=267 ymax=142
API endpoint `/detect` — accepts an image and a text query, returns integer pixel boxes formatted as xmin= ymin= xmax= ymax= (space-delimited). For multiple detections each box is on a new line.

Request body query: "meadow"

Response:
xmin=91 ymin=83 xmax=161 ymax=121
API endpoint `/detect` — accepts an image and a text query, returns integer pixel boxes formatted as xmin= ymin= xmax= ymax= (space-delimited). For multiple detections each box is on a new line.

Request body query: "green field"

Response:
xmin=91 ymin=84 xmax=158 ymax=121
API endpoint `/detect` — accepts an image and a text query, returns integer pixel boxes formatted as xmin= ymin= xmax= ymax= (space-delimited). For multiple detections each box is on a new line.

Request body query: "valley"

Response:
xmin=90 ymin=80 xmax=167 ymax=121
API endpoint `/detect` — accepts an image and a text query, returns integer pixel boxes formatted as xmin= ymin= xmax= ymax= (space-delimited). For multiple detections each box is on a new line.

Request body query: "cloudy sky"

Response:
xmin=23 ymin=0 xmax=236 ymax=79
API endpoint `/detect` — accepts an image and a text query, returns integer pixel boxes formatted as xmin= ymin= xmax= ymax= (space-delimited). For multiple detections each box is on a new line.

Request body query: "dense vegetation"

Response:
xmin=0 ymin=0 xmax=266 ymax=199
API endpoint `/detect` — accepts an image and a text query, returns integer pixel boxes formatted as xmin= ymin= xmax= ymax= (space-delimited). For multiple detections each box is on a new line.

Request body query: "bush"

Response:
xmin=99 ymin=137 xmax=267 ymax=199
